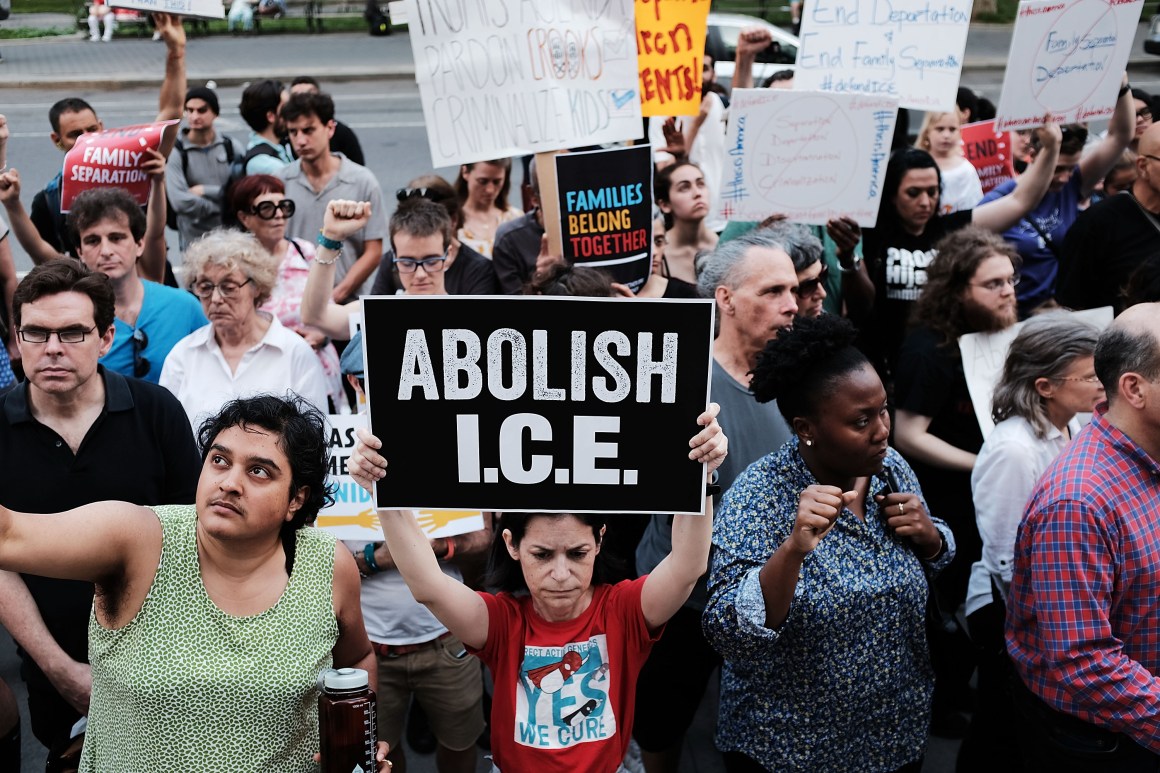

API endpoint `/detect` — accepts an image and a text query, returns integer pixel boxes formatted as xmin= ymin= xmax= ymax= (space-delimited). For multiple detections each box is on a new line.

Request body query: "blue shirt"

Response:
xmin=101 ymin=281 xmax=207 ymax=383
xmin=703 ymin=440 xmax=955 ymax=771
xmin=979 ymin=169 xmax=1084 ymax=312
xmin=245 ymin=133 xmax=292 ymax=176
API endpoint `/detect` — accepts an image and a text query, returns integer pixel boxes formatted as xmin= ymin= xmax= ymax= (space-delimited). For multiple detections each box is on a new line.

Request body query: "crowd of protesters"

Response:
xmin=0 ymin=13 xmax=1156 ymax=773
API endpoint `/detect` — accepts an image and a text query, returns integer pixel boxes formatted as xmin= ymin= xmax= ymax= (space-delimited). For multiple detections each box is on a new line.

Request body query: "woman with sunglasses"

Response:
xmin=229 ymin=174 xmax=344 ymax=408
xmin=957 ymin=314 xmax=1103 ymax=770
xmin=160 ymin=228 xmax=329 ymax=427
xmin=849 ymin=122 xmax=1062 ymax=378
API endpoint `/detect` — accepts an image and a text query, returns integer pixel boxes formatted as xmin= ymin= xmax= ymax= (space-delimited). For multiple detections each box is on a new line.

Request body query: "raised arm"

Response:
xmin=973 ymin=122 xmax=1062 ymax=233
xmin=302 ymin=200 xmax=370 ymax=338
xmin=153 ymin=13 xmax=187 ymax=158
xmin=1077 ymin=74 xmax=1134 ymax=198
xmin=349 ymin=430 xmax=490 ymax=651
xmin=731 ymin=27 xmax=773 ymax=91
xmin=640 ymin=402 xmax=727 ymax=629
xmin=139 ymin=149 xmax=168 ymax=283
xmin=0 ymin=170 xmax=65 ymax=265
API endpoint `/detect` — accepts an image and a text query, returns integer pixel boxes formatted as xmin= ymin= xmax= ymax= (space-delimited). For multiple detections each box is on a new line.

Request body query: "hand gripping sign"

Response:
xmin=362 ymin=296 xmax=716 ymax=515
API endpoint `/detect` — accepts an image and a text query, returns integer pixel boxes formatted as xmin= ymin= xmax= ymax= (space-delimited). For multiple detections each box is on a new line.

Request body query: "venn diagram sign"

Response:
xmin=996 ymin=0 xmax=1143 ymax=130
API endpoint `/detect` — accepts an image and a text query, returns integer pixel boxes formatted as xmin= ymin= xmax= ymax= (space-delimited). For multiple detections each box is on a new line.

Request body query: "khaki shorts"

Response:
xmin=375 ymin=633 xmax=485 ymax=752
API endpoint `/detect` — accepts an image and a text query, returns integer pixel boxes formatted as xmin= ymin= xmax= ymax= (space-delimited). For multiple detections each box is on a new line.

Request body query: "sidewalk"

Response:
xmin=1 ymin=14 xmax=1158 ymax=90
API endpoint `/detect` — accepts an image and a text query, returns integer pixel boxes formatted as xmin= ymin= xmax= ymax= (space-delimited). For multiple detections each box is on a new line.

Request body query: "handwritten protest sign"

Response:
xmin=959 ymin=307 xmax=1112 ymax=438
xmin=556 ymin=145 xmax=652 ymax=292
xmin=111 ymin=0 xmax=225 ymax=19
xmin=405 ymin=0 xmax=642 ymax=168
xmin=718 ymin=89 xmax=897 ymax=226
xmin=362 ymin=296 xmax=715 ymax=514
xmin=961 ymin=120 xmax=1016 ymax=194
xmin=61 ymin=120 xmax=178 ymax=212
xmin=793 ymin=0 xmax=970 ymax=110
xmin=995 ymin=0 xmax=1143 ymax=131
xmin=315 ymin=413 xmax=485 ymax=540
xmin=635 ymin=0 xmax=710 ymax=117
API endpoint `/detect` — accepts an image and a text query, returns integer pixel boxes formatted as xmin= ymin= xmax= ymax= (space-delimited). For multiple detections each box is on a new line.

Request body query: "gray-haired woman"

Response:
xmin=160 ymin=229 xmax=328 ymax=428
xmin=958 ymin=312 xmax=1104 ymax=770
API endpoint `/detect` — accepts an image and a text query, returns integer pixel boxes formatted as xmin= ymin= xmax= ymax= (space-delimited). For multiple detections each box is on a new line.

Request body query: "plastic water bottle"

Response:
xmin=319 ymin=667 xmax=377 ymax=773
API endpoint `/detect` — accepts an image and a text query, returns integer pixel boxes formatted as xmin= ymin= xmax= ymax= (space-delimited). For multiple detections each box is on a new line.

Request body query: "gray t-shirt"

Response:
xmin=279 ymin=154 xmax=387 ymax=302
xmin=635 ymin=357 xmax=791 ymax=611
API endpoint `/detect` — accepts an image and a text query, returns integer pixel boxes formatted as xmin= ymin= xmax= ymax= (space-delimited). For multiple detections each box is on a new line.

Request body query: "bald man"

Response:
xmin=1058 ymin=123 xmax=1160 ymax=314
xmin=1006 ymin=303 xmax=1160 ymax=769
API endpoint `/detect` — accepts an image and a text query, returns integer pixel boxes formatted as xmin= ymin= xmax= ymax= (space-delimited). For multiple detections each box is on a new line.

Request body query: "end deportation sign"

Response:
xmin=556 ymin=145 xmax=653 ymax=293
xmin=362 ymin=296 xmax=715 ymax=515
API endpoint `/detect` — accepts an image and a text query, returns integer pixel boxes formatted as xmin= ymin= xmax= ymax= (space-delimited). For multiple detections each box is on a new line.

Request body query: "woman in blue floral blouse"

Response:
xmin=703 ymin=313 xmax=956 ymax=772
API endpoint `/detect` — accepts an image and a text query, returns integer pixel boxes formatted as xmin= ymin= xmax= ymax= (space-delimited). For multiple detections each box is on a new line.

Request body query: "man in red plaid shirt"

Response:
xmin=1007 ymin=302 xmax=1160 ymax=771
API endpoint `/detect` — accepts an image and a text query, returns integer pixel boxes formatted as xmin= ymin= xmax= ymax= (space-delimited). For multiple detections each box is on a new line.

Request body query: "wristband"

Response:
xmin=919 ymin=537 xmax=946 ymax=562
xmin=1119 ymin=82 xmax=1131 ymax=98
xmin=363 ymin=543 xmax=381 ymax=574
xmin=440 ymin=538 xmax=456 ymax=562
xmin=317 ymin=230 xmax=343 ymax=251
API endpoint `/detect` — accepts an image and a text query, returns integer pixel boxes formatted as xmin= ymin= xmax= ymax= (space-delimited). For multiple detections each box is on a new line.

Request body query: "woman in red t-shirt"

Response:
xmin=349 ymin=405 xmax=727 ymax=772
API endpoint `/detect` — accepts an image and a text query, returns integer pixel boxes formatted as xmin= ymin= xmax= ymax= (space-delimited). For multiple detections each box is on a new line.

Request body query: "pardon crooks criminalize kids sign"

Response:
xmin=362 ymin=296 xmax=715 ymax=514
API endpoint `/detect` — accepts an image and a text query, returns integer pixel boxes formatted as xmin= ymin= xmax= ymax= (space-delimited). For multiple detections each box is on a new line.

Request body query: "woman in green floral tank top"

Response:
xmin=0 ymin=396 xmax=389 ymax=771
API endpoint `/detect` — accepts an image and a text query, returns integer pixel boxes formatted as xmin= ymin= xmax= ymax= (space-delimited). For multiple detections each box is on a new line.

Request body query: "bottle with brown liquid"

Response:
xmin=319 ymin=667 xmax=378 ymax=773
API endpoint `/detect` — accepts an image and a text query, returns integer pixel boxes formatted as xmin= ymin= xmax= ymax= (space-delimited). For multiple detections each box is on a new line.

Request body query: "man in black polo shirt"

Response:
xmin=0 ymin=261 xmax=199 ymax=765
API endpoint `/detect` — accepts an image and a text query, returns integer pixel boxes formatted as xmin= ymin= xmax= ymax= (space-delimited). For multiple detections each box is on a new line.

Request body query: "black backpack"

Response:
xmin=220 ymin=143 xmax=285 ymax=228
xmin=165 ymin=137 xmax=237 ymax=231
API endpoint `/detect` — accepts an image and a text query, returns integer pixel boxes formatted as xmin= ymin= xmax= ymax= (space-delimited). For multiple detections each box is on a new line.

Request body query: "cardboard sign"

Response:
xmin=556 ymin=145 xmax=653 ymax=292
xmin=995 ymin=0 xmax=1143 ymax=130
xmin=793 ymin=0 xmax=970 ymax=110
xmin=405 ymin=0 xmax=643 ymax=168
xmin=315 ymin=413 xmax=485 ymax=540
xmin=362 ymin=296 xmax=715 ymax=514
xmin=110 ymin=0 xmax=225 ymax=19
xmin=718 ymin=89 xmax=898 ymax=226
xmin=635 ymin=0 xmax=711 ymax=117
xmin=61 ymin=120 xmax=178 ymax=212
xmin=961 ymin=120 xmax=1016 ymax=194
xmin=959 ymin=307 xmax=1113 ymax=438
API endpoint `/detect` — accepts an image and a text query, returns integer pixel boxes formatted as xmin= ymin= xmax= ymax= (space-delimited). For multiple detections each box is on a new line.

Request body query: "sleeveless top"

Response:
xmin=81 ymin=504 xmax=339 ymax=772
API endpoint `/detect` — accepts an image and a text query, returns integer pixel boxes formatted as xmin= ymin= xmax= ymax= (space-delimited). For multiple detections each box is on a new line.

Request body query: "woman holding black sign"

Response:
xmin=702 ymin=314 xmax=955 ymax=773
xmin=348 ymin=407 xmax=727 ymax=773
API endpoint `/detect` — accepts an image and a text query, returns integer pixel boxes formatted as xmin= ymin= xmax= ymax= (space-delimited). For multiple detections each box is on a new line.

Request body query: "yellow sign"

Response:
xmin=636 ymin=0 xmax=711 ymax=117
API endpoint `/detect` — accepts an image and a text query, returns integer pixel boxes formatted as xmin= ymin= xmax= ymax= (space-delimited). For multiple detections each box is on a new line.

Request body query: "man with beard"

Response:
xmin=892 ymin=226 xmax=1021 ymax=736
xmin=237 ymin=79 xmax=293 ymax=177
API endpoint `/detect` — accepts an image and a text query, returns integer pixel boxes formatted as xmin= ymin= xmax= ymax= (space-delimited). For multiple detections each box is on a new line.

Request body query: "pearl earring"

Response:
xmin=804 ymin=439 xmax=813 ymax=447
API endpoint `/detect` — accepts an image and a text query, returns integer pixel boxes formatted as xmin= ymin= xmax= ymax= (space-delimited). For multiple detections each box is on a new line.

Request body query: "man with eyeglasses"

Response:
xmin=979 ymin=73 xmax=1135 ymax=318
xmin=0 ymin=260 xmax=198 ymax=765
xmin=893 ymin=227 xmax=1021 ymax=736
xmin=167 ymin=86 xmax=244 ymax=249
xmin=1059 ymin=122 xmax=1160 ymax=315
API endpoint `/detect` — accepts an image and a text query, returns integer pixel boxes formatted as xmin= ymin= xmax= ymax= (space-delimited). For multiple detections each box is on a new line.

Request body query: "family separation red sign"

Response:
xmin=556 ymin=145 xmax=654 ymax=293
xmin=362 ymin=296 xmax=715 ymax=514
xmin=960 ymin=120 xmax=1016 ymax=194
xmin=61 ymin=120 xmax=179 ymax=212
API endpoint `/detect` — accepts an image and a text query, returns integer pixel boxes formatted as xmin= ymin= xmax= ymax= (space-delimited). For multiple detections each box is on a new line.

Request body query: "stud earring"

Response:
xmin=803 ymin=438 xmax=813 ymax=447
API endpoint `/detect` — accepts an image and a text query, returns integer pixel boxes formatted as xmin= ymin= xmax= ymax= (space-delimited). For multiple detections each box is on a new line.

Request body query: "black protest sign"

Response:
xmin=556 ymin=145 xmax=653 ymax=293
xmin=362 ymin=296 xmax=715 ymax=514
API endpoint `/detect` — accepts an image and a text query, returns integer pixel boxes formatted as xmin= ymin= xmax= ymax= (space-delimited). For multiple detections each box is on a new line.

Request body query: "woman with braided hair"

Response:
xmin=703 ymin=313 xmax=956 ymax=773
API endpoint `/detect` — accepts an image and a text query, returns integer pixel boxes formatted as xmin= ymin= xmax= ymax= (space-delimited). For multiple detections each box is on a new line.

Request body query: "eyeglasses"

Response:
xmin=1137 ymin=108 xmax=1153 ymax=121
xmin=396 ymin=187 xmax=447 ymax=203
xmin=969 ymin=274 xmax=1021 ymax=292
xmin=191 ymin=277 xmax=254 ymax=299
xmin=18 ymin=326 xmax=97 ymax=344
xmin=394 ymin=256 xmax=447 ymax=274
xmin=902 ymin=186 xmax=940 ymax=199
xmin=249 ymin=199 xmax=295 ymax=220
xmin=1142 ymin=154 xmax=1160 ymax=164
xmin=795 ymin=266 xmax=830 ymax=297
xmin=184 ymin=104 xmax=212 ymax=114
xmin=131 ymin=328 xmax=150 ymax=379
xmin=1052 ymin=375 xmax=1101 ymax=384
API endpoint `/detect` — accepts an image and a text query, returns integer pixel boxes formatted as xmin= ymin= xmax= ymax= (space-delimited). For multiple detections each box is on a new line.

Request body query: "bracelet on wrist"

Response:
xmin=363 ymin=543 xmax=381 ymax=574
xmin=1119 ymin=82 xmax=1131 ymax=98
xmin=439 ymin=538 xmax=456 ymax=562
xmin=919 ymin=536 xmax=945 ymax=562
xmin=315 ymin=231 xmax=343 ymax=264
